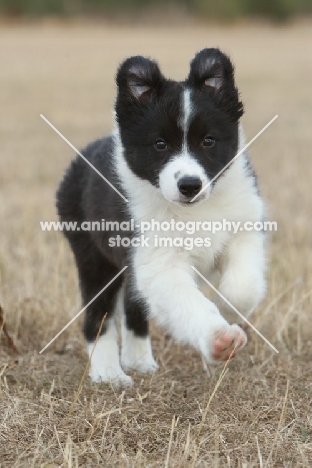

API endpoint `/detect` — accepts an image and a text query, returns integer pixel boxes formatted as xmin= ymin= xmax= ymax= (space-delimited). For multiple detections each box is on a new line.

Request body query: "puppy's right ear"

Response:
xmin=116 ymin=56 xmax=163 ymax=101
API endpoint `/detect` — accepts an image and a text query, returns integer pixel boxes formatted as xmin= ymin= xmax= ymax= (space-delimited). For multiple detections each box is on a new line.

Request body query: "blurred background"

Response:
xmin=0 ymin=0 xmax=312 ymax=21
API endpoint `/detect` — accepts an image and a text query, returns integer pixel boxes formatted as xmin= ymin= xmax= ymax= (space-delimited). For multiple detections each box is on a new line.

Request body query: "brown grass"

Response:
xmin=0 ymin=20 xmax=311 ymax=467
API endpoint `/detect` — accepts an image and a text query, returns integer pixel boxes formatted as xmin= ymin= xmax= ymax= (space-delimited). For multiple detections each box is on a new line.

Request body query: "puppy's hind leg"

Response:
xmin=121 ymin=281 xmax=158 ymax=375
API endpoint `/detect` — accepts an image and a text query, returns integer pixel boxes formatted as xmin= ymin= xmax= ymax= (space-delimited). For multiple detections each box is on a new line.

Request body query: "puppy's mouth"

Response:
xmin=176 ymin=196 xmax=204 ymax=206
xmin=180 ymin=200 xmax=198 ymax=205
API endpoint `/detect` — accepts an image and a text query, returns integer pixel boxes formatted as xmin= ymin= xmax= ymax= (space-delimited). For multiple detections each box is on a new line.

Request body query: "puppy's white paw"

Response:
xmin=121 ymin=331 xmax=158 ymax=375
xmin=89 ymin=365 xmax=133 ymax=388
xmin=206 ymin=324 xmax=247 ymax=364
xmin=121 ymin=355 xmax=159 ymax=374
xmin=88 ymin=328 xmax=133 ymax=388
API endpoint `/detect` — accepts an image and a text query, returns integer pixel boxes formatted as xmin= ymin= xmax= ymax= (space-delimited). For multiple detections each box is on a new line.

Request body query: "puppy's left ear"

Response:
xmin=188 ymin=48 xmax=244 ymax=120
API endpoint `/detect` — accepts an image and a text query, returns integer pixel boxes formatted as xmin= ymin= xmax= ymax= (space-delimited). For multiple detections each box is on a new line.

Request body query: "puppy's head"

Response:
xmin=115 ymin=49 xmax=243 ymax=205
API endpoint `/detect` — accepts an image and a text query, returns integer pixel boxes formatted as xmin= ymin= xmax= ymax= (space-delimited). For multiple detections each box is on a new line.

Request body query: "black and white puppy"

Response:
xmin=57 ymin=48 xmax=266 ymax=387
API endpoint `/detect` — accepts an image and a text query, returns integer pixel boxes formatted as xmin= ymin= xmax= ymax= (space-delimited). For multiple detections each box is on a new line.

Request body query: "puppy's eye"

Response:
xmin=203 ymin=136 xmax=215 ymax=147
xmin=155 ymin=139 xmax=167 ymax=151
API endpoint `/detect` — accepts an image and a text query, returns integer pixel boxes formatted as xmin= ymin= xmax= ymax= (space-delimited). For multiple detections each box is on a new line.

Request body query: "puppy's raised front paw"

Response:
xmin=208 ymin=324 xmax=247 ymax=363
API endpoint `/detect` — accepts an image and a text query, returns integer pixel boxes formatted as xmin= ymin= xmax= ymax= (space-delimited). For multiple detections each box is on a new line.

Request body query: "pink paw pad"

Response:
xmin=212 ymin=326 xmax=247 ymax=361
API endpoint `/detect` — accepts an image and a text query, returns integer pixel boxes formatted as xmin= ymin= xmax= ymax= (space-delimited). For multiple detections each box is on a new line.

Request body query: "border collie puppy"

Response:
xmin=57 ymin=48 xmax=266 ymax=387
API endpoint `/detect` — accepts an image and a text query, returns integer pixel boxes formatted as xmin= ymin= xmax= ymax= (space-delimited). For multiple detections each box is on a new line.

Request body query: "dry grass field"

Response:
xmin=0 ymin=20 xmax=311 ymax=467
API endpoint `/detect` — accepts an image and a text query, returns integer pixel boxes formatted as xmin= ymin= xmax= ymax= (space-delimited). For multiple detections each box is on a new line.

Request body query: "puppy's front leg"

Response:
xmin=134 ymin=250 xmax=247 ymax=364
xmin=214 ymin=230 xmax=266 ymax=324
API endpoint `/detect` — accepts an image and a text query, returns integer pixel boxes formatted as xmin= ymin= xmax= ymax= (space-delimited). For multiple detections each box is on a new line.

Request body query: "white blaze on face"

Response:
xmin=158 ymin=88 xmax=211 ymax=203
xmin=182 ymin=88 xmax=192 ymax=150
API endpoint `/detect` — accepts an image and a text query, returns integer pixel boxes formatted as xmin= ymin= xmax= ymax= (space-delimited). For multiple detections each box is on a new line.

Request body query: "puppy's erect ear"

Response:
xmin=116 ymin=56 xmax=163 ymax=101
xmin=188 ymin=48 xmax=244 ymax=120
xmin=188 ymin=48 xmax=233 ymax=91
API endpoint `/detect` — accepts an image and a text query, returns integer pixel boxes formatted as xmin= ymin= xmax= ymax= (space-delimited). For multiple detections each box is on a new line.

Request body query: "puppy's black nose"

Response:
xmin=178 ymin=177 xmax=202 ymax=198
